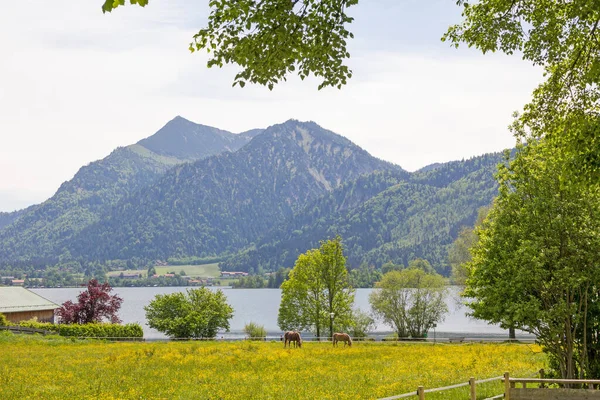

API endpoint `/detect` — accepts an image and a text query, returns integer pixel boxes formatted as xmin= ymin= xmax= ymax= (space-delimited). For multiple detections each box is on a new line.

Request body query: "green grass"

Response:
xmin=155 ymin=263 xmax=220 ymax=278
xmin=0 ymin=333 xmax=546 ymax=400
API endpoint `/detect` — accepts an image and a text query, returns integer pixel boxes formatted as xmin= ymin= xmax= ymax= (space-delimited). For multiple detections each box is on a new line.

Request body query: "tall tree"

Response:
xmin=369 ymin=268 xmax=447 ymax=339
xmin=56 ymin=279 xmax=123 ymax=324
xmin=448 ymin=206 xmax=490 ymax=285
xmin=102 ymin=0 xmax=356 ymax=90
xmin=465 ymin=132 xmax=600 ymax=379
xmin=444 ymin=1 xmax=600 ymax=182
xmin=278 ymin=236 xmax=354 ymax=339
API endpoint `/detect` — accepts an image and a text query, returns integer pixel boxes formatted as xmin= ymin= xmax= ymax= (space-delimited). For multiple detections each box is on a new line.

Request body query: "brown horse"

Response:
xmin=332 ymin=332 xmax=352 ymax=347
xmin=284 ymin=331 xmax=302 ymax=348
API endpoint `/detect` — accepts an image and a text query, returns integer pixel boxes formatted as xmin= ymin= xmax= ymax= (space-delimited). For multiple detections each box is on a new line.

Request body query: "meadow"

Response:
xmin=155 ymin=263 xmax=220 ymax=278
xmin=106 ymin=263 xmax=221 ymax=279
xmin=0 ymin=333 xmax=546 ymax=400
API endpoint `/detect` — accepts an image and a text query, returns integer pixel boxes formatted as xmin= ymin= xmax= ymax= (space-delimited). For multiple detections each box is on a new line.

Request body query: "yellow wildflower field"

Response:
xmin=0 ymin=334 xmax=546 ymax=400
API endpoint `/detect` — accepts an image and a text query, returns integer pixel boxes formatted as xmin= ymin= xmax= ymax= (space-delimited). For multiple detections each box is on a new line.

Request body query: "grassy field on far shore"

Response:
xmin=0 ymin=333 xmax=546 ymax=399
xmin=155 ymin=263 xmax=220 ymax=277
xmin=105 ymin=263 xmax=221 ymax=279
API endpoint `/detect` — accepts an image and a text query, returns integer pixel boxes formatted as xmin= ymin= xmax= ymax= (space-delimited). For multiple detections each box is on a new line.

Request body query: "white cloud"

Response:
xmin=0 ymin=0 xmax=542 ymax=212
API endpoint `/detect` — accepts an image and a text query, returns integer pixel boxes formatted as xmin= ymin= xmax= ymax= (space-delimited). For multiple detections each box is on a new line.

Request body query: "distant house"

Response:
xmin=220 ymin=271 xmax=249 ymax=277
xmin=163 ymin=274 xmax=175 ymax=278
xmin=11 ymin=280 xmax=25 ymax=286
xmin=0 ymin=287 xmax=59 ymax=323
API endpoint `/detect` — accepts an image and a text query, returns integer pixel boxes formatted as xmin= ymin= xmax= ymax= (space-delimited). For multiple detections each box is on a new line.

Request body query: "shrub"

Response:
xmin=17 ymin=320 xmax=143 ymax=338
xmin=348 ymin=309 xmax=376 ymax=339
xmin=18 ymin=320 xmax=59 ymax=333
xmin=145 ymin=287 xmax=233 ymax=339
xmin=58 ymin=323 xmax=143 ymax=338
xmin=0 ymin=313 xmax=8 ymax=327
xmin=244 ymin=322 xmax=267 ymax=341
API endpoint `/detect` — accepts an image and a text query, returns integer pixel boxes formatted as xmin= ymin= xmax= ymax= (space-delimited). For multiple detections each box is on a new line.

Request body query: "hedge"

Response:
xmin=17 ymin=321 xmax=143 ymax=338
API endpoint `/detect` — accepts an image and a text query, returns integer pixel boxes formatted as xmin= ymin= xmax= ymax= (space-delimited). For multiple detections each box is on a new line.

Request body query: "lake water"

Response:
xmin=31 ymin=286 xmax=527 ymax=340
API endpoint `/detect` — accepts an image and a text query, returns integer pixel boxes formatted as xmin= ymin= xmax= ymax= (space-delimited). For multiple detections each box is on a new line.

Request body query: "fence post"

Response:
xmin=539 ymin=368 xmax=545 ymax=388
xmin=417 ymin=385 xmax=425 ymax=400
xmin=504 ymin=372 xmax=510 ymax=400
xmin=469 ymin=377 xmax=476 ymax=400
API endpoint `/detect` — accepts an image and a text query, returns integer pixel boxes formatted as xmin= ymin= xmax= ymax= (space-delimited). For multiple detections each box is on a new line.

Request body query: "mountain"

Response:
xmin=220 ymin=152 xmax=503 ymax=274
xmin=0 ymin=209 xmax=28 ymax=230
xmin=0 ymin=117 xmax=505 ymax=276
xmin=137 ymin=116 xmax=263 ymax=160
xmin=65 ymin=120 xmax=404 ymax=261
xmin=0 ymin=117 xmax=261 ymax=262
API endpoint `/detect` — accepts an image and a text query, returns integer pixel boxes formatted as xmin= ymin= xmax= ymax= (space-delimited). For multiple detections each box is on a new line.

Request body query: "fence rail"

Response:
xmin=0 ymin=325 xmax=51 ymax=335
xmin=378 ymin=374 xmax=533 ymax=400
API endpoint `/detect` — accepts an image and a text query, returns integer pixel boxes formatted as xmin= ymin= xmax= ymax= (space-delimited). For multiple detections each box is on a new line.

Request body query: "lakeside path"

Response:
xmin=0 ymin=334 xmax=546 ymax=399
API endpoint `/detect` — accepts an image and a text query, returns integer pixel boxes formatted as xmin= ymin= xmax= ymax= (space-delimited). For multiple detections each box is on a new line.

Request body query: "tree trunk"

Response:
xmin=509 ymin=326 xmax=516 ymax=340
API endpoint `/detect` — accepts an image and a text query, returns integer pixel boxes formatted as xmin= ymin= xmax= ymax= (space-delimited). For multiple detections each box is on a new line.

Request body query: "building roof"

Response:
xmin=0 ymin=287 xmax=59 ymax=314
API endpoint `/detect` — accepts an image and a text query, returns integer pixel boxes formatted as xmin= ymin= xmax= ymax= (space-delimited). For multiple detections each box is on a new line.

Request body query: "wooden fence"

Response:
xmin=379 ymin=370 xmax=600 ymax=400
xmin=0 ymin=325 xmax=51 ymax=335
xmin=505 ymin=371 xmax=600 ymax=399
xmin=378 ymin=375 xmax=506 ymax=400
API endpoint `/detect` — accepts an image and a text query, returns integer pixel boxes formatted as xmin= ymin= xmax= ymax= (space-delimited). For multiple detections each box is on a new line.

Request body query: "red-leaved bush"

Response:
xmin=56 ymin=279 xmax=123 ymax=324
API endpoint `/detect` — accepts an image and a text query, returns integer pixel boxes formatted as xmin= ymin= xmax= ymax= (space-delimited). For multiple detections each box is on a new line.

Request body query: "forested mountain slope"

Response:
xmin=0 ymin=116 xmax=505 ymax=274
xmin=0 ymin=116 xmax=261 ymax=262
xmin=65 ymin=120 xmax=403 ymax=261
xmin=221 ymin=152 xmax=504 ymax=274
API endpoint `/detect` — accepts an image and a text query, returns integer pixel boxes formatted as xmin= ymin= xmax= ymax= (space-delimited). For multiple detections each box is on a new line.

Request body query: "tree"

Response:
xmin=144 ymin=287 xmax=233 ymax=338
xmin=278 ymin=236 xmax=354 ymax=339
xmin=347 ymin=309 xmax=375 ymax=339
xmin=465 ymin=133 xmax=600 ymax=379
xmin=381 ymin=261 xmax=403 ymax=275
xmin=56 ymin=279 xmax=123 ymax=324
xmin=369 ymin=269 xmax=447 ymax=339
xmin=407 ymin=258 xmax=435 ymax=275
xmin=448 ymin=206 xmax=490 ymax=285
xmin=102 ymin=0 xmax=356 ymax=90
xmin=349 ymin=262 xmax=382 ymax=288
xmin=444 ymin=1 xmax=600 ymax=182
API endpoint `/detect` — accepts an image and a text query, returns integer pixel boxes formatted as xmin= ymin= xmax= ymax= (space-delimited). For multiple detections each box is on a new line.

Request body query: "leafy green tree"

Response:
xmin=370 ymin=269 xmax=447 ymax=338
xmin=144 ymin=288 xmax=233 ymax=339
xmin=444 ymin=1 xmax=600 ymax=182
xmin=349 ymin=263 xmax=382 ymax=288
xmin=465 ymin=133 xmax=600 ymax=379
xmin=407 ymin=258 xmax=435 ymax=275
xmin=347 ymin=309 xmax=375 ymax=339
xmin=381 ymin=261 xmax=403 ymax=275
xmin=448 ymin=206 xmax=490 ymax=285
xmin=102 ymin=0 xmax=356 ymax=90
xmin=278 ymin=237 xmax=354 ymax=339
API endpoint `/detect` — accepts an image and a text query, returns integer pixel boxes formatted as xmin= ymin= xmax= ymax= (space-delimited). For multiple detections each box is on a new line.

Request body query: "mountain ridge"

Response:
xmin=0 ymin=117 xmax=263 ymax=262
xmin=0 ymin=117 xmax=505 ymax=277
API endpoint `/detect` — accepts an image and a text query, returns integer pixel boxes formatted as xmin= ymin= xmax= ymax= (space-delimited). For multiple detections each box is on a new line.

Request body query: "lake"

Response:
xmin=31 ymin=286 xmax=526 ymax=339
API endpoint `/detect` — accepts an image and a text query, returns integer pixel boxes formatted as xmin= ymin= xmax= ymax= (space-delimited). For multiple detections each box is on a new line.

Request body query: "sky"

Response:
xmin=0 ymin=0 xmax=542 ymax=212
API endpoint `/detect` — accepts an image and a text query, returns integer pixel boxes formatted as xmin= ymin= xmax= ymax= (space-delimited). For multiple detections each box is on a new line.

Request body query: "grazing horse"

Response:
xmin=332 ymin=332 xmax=352 ymax=347
xmin=284 ymin=331 xmax=302 ymax=348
